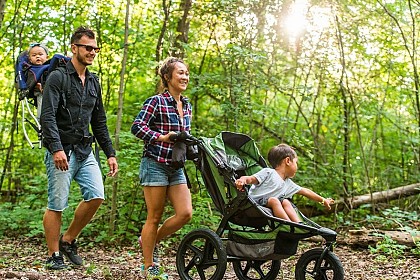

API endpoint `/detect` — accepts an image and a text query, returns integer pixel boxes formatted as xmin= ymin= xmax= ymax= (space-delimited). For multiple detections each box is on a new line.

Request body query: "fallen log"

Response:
xmin=299 ymin=183 xmax=420 ymax=217
xmin=304 ymin=229 xmax=419 ymax=248
xmin=340 ymin=228 xmax=419 ymax=248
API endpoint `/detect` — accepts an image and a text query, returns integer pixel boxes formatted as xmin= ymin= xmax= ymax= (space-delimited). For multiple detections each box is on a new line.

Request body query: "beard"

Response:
xmin=76 ymin=52 xmax=94 ymax=66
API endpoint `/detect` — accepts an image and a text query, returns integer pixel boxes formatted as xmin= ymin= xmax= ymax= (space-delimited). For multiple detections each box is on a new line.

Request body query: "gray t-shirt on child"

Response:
xmin=248 ymin=168 xmax=302 ymax=202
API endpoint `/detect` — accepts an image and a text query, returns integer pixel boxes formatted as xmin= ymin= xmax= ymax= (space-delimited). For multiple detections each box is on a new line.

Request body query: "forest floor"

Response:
xmin=0 ymin=237 xmax=419 ymax=280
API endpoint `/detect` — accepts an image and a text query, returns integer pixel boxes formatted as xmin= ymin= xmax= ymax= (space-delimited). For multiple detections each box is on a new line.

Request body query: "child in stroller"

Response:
xmin=235 ymin=143 xmax=334 ymax=223
xmin=174 ymin=131 xmax=344 ymax=280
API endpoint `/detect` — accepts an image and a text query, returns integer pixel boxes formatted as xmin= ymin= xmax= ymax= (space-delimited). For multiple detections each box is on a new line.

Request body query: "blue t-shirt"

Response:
xmin=248 ymin=168 xmax=302 ymax=202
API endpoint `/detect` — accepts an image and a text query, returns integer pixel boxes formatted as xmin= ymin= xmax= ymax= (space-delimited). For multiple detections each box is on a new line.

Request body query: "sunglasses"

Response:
xmin=73 ymin=44 xmax=100 ymax=53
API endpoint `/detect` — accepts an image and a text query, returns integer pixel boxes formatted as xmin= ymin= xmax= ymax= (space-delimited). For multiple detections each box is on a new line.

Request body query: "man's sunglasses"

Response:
xmin=73 ymin=44 xmax=101 ymax=53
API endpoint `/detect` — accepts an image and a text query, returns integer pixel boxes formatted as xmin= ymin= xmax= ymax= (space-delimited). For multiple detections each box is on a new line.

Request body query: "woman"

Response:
xmin=131 ymin=57 xmax=192 ymax=279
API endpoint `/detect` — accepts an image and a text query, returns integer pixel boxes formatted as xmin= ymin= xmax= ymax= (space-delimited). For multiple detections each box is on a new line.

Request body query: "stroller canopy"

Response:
xmin=205 ymin=131 xmax=267 ymax=174
xmin=199 ymin=131 xmax=267 ymax=214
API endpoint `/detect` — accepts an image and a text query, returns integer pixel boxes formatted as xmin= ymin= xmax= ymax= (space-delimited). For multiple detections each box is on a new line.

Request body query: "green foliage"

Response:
xmin=369 ymin=234 xmax=408 ymax=259
xmin=0 ymin=0 xmax=419 ymax=246
xmin=338 ymin=206 xmax=420 ymax=258
xmin=0 ymin=202 xmax=44 ymax=238
xmin=85 ymin=263 xmax=98 ymax=275
xmin=365 ymin=207 xmax=419 ymax=231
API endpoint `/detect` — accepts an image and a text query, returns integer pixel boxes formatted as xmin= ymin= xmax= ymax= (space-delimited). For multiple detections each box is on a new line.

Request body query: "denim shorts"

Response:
xmin=45 ymin=151 xmax=105 ymax=211
xmin=139 ymin=157 xmax=187 ymax=186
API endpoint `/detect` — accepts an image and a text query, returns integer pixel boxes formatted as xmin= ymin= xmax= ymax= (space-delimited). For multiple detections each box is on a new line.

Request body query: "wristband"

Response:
xmin=319 ymin=198 xmax=325 ymax=205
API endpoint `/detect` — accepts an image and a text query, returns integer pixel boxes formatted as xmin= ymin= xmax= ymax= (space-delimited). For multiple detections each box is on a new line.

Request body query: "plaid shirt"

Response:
xmin=131 ymin=91 xmax=192 ymax=164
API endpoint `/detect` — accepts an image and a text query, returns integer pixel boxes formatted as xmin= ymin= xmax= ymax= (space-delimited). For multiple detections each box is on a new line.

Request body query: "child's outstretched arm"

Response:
xmin=235 ymin=176 xmax=258 ymax=190
xmin=297 ymin=188 xmax=334 ymax=210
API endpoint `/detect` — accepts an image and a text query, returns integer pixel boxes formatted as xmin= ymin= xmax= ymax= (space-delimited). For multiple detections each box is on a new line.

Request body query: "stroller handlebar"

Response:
xmin=169 ymin=131 xmax=199 ymax=145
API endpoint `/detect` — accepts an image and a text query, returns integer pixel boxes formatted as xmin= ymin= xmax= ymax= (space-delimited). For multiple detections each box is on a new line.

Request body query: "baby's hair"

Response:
xmin=28 ymin=43 xmax=49 ymax=55
xmin=267 ymin=143 xmax=297 ymax=168
xmin=158 ymin=57 xmax=188 ymax=89
xmin=71 ymin=26 xmax=95 ymax=44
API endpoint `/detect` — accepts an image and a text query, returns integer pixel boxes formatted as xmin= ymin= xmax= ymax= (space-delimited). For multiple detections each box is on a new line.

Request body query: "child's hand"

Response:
xmin=235 ymin=178 xmax=246 ymax=191
xmin=35 ymin=83 xmax=43 ymax=92
xmin=322 ymin=198 xmax=335 ymax=210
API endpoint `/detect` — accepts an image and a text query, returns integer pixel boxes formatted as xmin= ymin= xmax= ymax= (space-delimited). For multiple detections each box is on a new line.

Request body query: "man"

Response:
xmin=40 ymin=26 xmax=118 ymax=270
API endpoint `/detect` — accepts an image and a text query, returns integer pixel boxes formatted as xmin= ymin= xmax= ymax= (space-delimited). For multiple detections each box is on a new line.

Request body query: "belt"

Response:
xmin=80 ymin=135 xmax=95 ymax=145
xmin=61 ymin=135 xmax=95 ymax=145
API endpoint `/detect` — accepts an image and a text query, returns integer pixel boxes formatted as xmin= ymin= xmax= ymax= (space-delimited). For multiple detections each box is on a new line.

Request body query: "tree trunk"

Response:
xmin=156 ymin=0 xmax=170 ymax=64
xmin=173 ymin=0 xmax=192 ymax=58
xmin=335 ymin=16 xmax=351 ymax=202
xmin=0 ymin=99 xmax=19 ymax=194
xmin=0 ymin=0 xmax=5 ymax=29
xmin=109 ymin=0 xmax=130 ymax=235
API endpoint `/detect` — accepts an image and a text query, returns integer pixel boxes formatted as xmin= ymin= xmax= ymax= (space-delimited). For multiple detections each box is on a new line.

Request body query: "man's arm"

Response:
xmin=90 ymin=77 xmax=116 ymax=159
xmin=89 ymin=76 xmax=118 ymax=176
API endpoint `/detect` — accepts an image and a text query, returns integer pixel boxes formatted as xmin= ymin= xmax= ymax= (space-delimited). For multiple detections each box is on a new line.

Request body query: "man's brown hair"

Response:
xmin=70 ymin=26 xmax=95 ymax=44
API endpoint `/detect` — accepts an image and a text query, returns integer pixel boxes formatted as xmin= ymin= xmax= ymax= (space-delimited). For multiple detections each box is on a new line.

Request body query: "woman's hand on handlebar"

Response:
xmin=157 ymin=132 xmax=177 ymax=143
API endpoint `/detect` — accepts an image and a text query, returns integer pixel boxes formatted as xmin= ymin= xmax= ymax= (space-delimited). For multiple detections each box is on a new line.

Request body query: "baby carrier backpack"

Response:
xmin=15 ymin=51 xmax=70 ymax=148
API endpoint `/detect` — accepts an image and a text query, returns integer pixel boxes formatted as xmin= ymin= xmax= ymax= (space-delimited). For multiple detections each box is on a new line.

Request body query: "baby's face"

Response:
xmin=29 ymin=46 xmax=48 ymax=65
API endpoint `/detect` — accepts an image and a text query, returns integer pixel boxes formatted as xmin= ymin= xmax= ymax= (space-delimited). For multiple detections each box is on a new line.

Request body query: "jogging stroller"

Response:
xmin=175 ymin=131 xmax=344 ymax=280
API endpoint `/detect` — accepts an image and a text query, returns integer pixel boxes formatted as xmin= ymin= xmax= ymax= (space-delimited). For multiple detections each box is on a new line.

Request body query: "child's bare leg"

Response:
xmin=267 ymin=197 xmax=291 ymax=221
xmin=282 ymin=199 xmax=301 ymax=222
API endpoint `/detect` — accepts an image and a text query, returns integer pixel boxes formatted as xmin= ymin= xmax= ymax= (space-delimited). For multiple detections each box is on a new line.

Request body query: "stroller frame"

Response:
xmin=176 ymin=131 xmax=344 ymax=280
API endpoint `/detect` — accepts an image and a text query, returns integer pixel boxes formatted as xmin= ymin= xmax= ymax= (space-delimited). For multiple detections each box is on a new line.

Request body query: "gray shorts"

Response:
xmin=256 ymin=196 xmax=288 ymax=206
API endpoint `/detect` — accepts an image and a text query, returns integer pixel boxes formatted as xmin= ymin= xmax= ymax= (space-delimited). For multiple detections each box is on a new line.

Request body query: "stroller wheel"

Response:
xmin=232 ymin=259 xmax=281 ymax=280
xmin=295 ymin=248 xmax=344 ymax=280
xmin=176 ymin=228 xmax=227 ymax=280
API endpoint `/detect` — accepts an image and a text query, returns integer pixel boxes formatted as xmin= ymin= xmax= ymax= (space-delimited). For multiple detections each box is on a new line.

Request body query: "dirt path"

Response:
xmin=0 ymin=238 xmax=419 ymax=279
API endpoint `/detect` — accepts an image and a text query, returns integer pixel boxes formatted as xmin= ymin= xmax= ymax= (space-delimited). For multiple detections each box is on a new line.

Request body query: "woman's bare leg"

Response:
xmin=156 ymin=184 xmax=192 ymax=242
xmin=141 ymin=186 xmax=167 ymax=269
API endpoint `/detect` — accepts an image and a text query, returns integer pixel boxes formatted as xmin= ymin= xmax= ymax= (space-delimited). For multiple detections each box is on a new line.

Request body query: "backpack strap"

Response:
xmin=52 ymin=65 xmax=71 ymax=109
xmin=90 ymin=72 xmax=101 ymax=107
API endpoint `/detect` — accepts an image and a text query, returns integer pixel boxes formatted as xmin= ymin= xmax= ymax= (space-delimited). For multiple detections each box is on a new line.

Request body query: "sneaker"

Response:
xmin=45 ymin=251 xmax=68 ymax=270
xmin=59 ymin=235 xmax=83 ymax=266
xmin=145 ymin=264 xmax=168 ymax=280
xmin=138 ymin=236 xmax=160 ymax=264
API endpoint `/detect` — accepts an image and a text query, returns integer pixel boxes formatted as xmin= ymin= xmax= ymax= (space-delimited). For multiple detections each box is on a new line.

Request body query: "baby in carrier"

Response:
xmin=16 ymin=43 xmax=50 ymax=119
xmin=16 ymin=43 xmax=70 ymax=119
xmin=26 ymin=43 xmax=49 ymax=114
xmin=16 ymin=43 xmax=70 ymax=147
